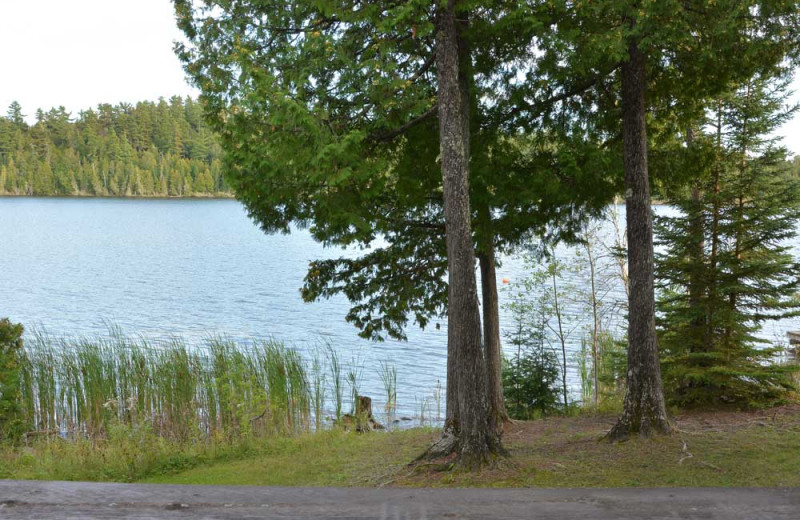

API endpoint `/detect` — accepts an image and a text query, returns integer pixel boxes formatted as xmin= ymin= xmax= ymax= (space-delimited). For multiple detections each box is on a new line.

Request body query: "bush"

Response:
xmin=503 ymin=346 xmax=561 ymax=419
xmin=0 ymin=319 xmax=25 ymax=442
xmin=502 ymin=280 xmax=562 ymax=419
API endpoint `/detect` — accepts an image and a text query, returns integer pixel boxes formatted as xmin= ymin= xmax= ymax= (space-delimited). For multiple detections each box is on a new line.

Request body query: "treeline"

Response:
xmin=0 ymin=97 xmax=229 ymax=197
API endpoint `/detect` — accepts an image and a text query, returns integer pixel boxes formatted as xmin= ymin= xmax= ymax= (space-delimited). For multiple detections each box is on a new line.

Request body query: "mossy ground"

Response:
xmin=3 ymin=405 xmax=800 ymax=487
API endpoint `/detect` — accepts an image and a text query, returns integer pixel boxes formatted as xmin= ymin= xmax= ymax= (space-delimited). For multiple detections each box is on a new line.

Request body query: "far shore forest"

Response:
xmin=0 ymin=98 xmax=230 ymax=197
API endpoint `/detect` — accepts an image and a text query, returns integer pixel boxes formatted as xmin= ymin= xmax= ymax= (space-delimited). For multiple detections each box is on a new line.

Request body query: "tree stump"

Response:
xmin=341 ymin=395 xmax=384 ymax=432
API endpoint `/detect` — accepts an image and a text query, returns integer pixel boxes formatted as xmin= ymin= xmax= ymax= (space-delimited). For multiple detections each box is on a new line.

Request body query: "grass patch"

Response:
xmin=144 ymin=428 xmax=436 ymax=486
xmin=18 ymin=332 xmax=316 ymax=441
xmin=3 ymin=403 xmax=800 ymax=488
xmin=0 ymin=427 xmax=437 ymax=484
xmin=147 ymin=405 xmax=800 ymax=488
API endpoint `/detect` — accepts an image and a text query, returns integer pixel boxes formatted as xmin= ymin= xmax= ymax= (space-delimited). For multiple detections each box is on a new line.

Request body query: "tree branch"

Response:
xmin=367 ymin=104 xmax=438 ymax=142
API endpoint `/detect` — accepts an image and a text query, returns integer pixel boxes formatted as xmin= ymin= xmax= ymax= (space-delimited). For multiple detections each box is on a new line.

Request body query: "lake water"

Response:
xmin=1 ymin=198 xmax=798 ymax=417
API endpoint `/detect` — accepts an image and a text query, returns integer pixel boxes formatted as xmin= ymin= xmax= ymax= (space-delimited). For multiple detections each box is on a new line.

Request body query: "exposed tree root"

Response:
xmin=604 ymin=416 xmax=673 ymax=443
xmin=413 ymin=430 xmax=508 ymax=473
xmin=413 ymin=429 xmax=459 ymax=463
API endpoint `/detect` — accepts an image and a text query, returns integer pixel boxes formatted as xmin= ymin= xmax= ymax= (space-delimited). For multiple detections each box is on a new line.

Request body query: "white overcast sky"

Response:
xmin=0 ymin=0 xmax=197 ymax=117
xmin=0 ymin=0 xmax=799 ymax=154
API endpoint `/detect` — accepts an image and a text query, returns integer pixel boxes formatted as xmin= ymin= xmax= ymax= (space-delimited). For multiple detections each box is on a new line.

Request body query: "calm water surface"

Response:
xmin=1 ymin=198 xmax=798 ymax=415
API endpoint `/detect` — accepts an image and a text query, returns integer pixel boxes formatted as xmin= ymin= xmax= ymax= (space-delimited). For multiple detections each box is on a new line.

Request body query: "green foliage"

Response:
xmin=656 ymin=72 xmax=800 ymax=408
xmin=537 ymin=0 xmax=800 ymax=131
xmin=173 ymin=0 xmax=618 ymax=342
xmin=0 ymin=97 xmax=225 ymax=197
xmin=502 ymin=350 xmax=561 ymax=420
xmin=594 ymin=332 xmax=628 ymax=408
xmin=576 ymin=331 xmax=628 ymax=412
xmin=0 ymin=319 xmax=26 ymax=442
xmin=17 ymin=332 xmax=314 ymax=441
xmin=788 ymin=156 xmax=800 ymax=178
xmin=502 ymin=271 xmax=562 ymax=419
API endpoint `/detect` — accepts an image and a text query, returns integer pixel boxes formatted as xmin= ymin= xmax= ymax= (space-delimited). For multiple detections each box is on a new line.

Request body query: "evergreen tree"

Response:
xmin=537 ymin=0 xmax=800 ymax=440
xmin=502 ymin=265 xmax=564 ymax=419
xmin=6 ymin=102 xmax=25 ymax=127
xmin=656 ymin=71 xmax=800 ymax=407
xmin=0 ymin=97 xmax=225 ymax=197
xmin=174 ymin=0 xmax=618 ymax=451
xmin=0 ymin=319 xmax=25 ymax=442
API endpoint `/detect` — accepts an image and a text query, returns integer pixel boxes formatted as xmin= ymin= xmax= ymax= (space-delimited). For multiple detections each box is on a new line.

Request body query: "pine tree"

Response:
xmin=656 ymin=70 xmax=800 ymax=407
xmin=6 ymin=102 xmax=25 ymax=127
xmin=536 ymin=0 xmax=800 ymax=440
xmin=0 ymin=97 xmax=224 ymax=197
xmin=502 ymin=274 xmax=561 ymax=419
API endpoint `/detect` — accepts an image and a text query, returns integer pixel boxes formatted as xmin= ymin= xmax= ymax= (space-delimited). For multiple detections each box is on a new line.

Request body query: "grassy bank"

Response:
xmin=3 ymin=405 xmax=799 ymax=487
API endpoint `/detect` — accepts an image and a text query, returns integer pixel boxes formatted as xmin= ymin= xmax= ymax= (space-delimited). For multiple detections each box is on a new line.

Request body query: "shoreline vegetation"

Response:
xmin=1 ymin=323 xmax=798 ymax=486
xmin=8 ymin=330 xmax=421 ymax=442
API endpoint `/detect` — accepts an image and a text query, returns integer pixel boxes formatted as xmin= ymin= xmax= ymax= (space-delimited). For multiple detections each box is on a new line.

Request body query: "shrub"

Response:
xmin=502 ymin=280 xmax=562 ymax=419
xmin=0 ymin=319 xmax=25 ymax=442
xmin=503 ymin=346 xmax=561 ymax=419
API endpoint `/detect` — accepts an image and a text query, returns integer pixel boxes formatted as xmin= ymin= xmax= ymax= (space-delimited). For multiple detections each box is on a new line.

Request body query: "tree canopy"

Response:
xmin=174 ymin=0 xmax=619 ymax=341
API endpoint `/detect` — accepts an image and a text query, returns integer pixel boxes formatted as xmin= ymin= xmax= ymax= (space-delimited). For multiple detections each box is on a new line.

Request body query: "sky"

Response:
xmin=0 ymin=0 xmax=197 ymax=118
xmin=0 ymin=0 xmax=798 ymax=154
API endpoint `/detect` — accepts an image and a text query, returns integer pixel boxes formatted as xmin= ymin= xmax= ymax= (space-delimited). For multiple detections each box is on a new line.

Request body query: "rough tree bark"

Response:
xmin=606 ymin=39 xmax=671 ymax=441
xmin=478 ymin=239 xmax=509 ymax=427
xmin=424 ymin=0 xmax=502 ymax=467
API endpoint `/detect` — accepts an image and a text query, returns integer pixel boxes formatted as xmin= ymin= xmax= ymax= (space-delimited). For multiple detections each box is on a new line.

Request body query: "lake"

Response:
xmin=1 ymin=197 xmax=798 ymax=417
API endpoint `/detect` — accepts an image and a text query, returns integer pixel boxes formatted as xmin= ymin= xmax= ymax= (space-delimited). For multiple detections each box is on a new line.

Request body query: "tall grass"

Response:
xmin=378 ymin=361 xmax=397 ymax=423
xmin=310 ymin=348 xmax=327 ymax=431
xmin=346 ymin=354 xmax=363 ymax=415
xmin=326 ymin=345 xmax=344 ymax=422
xmin=17 ymin=333 xmax=315 ymax=441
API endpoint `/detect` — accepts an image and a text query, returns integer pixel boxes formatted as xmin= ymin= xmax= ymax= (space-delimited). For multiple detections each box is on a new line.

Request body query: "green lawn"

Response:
xmin=4 ymin=406 xmax=800 ymax=487
xmin=148 ymin=407 xmax=800 ymax=488
xmin=143 ymin=429 xmax=435 ymax=486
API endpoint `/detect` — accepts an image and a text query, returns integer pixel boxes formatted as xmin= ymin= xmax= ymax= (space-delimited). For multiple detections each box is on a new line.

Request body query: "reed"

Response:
xmin=310 ymin=347 xmax=326 ymax=431
xmin=345 ymin=354 xmax=363 ymax=415
xmin=326 ymin=345 xmax=344 ymax=422
xmin=378 ymin=361 xmax=397 ymax=423
xmin=16 ymin=332 xmax=316 ymax=441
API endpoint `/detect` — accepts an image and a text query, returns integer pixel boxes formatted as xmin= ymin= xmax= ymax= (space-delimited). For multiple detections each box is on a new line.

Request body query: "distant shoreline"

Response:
xmin=1 ymin=194 xmax=671 ymax=205
xmin=0 ymin=193 xmax=236 ymax=201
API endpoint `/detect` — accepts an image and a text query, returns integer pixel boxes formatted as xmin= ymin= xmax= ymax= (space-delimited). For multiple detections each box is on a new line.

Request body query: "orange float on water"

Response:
xmin=502 ymin=278 xmax=510 ymax=284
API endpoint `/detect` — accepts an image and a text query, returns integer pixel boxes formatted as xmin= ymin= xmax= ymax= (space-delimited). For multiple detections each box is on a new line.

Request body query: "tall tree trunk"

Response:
xmin=586 ymin=239 xmax=600 ymax=407
xmin=425 ymin=0 xmax=501 ymax=466
xmin=606 ymin=40 xmax=671 ymax=441
xmin=728 ymin=83 xmax=750 ymax=351
xmin=550 ymin=263 xmax=569 ymax=411
xmin=687 ymin=127 xmax=706 ymax=356
xmin=478 ymin=239 xmax=509 ymax=426
xmin=708 ymin=100 xmax=723 ymax=353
